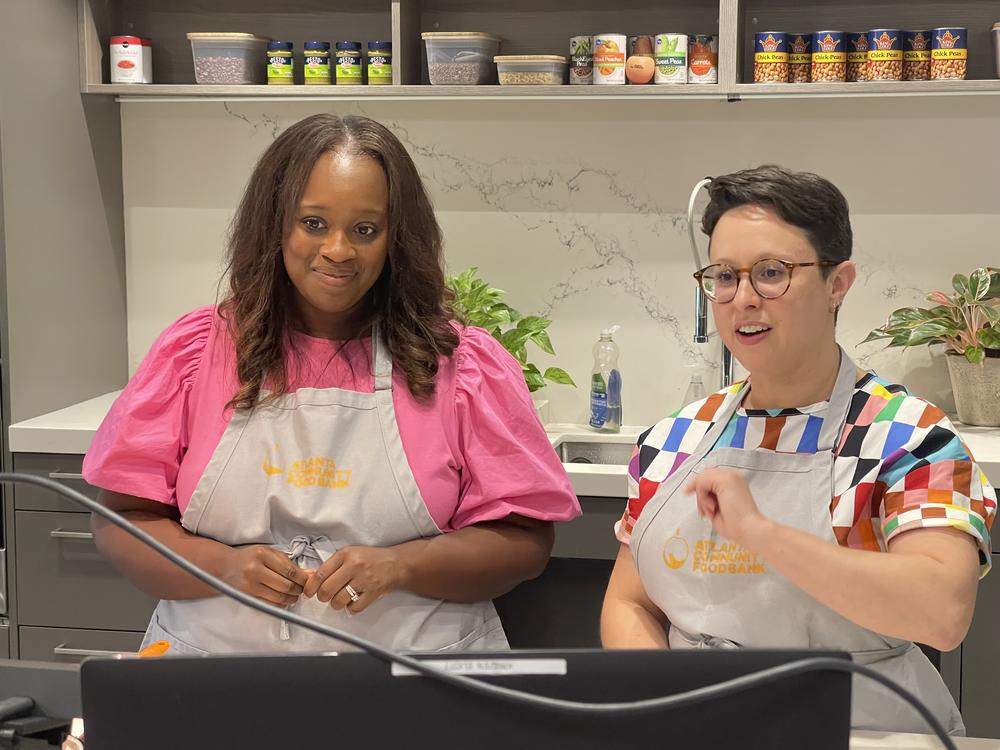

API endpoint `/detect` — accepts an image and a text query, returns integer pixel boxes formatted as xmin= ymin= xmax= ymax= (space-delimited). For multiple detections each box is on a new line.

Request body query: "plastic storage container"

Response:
xmin=421 ymin=32 xmax=501 ymax=85
xmin=187 ymin=32 xmax=267 ymax=84
xmin=495 ymin=55 xmax=567 ymax=85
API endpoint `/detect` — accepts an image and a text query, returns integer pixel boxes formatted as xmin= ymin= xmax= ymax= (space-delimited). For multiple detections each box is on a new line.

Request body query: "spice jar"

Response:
xmin=787 ymin=33 xmax=811 ymax=83
xmin=867 ymin=29 xmax=902 ymax=81
xmin=267 ymin=41 xmax=294 ymax=85
xmin=570 ymin=36 xmax=593 ymax=84
xmin=336 ymin=41 xmax=363 ymax=84
xmin=846 ymin=32 xmax=869 ymax=82
xmin=931 ymin=27 xmax=968 ymax=80
xmin=303 ymin=41 xmax=331 ymax=84
xmin=811 ymin=31 xmax=845 ymax=82
xmin=903 ymin=31 xmax=931 ymax=81
xmin=754 ymin=32 xmax=788 ymax=83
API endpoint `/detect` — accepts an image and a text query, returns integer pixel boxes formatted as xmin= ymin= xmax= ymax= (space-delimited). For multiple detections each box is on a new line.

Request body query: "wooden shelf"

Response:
xmin=734 ymin=79 xmax=1000 ymax=97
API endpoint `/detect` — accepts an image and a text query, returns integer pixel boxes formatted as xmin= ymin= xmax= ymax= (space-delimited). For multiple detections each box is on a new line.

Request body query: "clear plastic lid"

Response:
xmin=494 ymin=55 xmax=567 ymax=63
xmin=186 ymin=32 xmax=267 ymax=41
xmin=422 ymin=31 xmax=502 ymax=42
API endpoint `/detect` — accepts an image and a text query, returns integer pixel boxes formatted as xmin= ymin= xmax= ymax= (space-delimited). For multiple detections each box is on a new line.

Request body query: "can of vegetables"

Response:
xmin=594 ymin=33 xmax=627 ymax=84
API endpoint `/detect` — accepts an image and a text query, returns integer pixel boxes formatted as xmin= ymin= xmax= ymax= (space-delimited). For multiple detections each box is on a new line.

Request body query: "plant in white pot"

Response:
xmin=446 ymin=267 xmax=575 ymax=423
xmin=862 ymin=266 xmax=1000 ymax=427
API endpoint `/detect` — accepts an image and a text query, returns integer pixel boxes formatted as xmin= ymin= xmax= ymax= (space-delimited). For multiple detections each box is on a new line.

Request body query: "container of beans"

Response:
xmin=931 ymin=27 xmax=968 ymax=80
xmin=811 ymin=31 xmax=846 ymax=82
xmin=754 ymin=32 xmax=788 ymax=83
xmin=846 ymin=32 xmax=869 ymax=81
xmin=187 ymin=32 xmax=267 ymax=84
xmin=787 ymin=33 xmax=811 ymax=82
xmin=867 ymin=29 xmax=902 ymax=81
xmin=903 ymin=31 xmax=931 ymax=81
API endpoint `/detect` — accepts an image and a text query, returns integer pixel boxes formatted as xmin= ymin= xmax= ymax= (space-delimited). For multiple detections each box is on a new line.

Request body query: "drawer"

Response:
xmin=0 ymin=622 xmax=8 ymax=659
xmin=15 ymin=511 xmax=156 ymax=631
xmin=12 ymin=453 xmax=96 ymax=513
xmin=552 ymin=497 xmax=624 ymax=561
xmin=19 ymin=626 xmax=143 ymax=664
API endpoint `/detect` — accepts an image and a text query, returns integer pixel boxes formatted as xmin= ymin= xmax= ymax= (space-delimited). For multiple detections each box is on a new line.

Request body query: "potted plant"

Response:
xmin=447 ymin=267 xmax=575 ymax=422
xmin=862 ymin=267 xmax=1000 ymax=427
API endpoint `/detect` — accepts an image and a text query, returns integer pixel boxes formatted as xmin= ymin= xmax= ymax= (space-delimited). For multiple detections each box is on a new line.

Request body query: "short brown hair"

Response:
xmin=701 ymin=165 xmax=853 ymax=271
xmin=223 ymin=114 xmax=457 ymax=410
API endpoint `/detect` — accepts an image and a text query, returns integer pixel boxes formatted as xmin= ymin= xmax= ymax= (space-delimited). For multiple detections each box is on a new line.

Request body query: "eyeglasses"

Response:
xmin=693 ymin=258 xmax=840 ymax=303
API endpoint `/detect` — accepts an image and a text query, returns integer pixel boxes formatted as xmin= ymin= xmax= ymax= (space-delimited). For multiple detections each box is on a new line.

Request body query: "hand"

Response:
xmin=302 ymin=545 xmax=406 ymax=614
xmin=213 ymin=545 xmax=311 ymax=607
xmin=684 ymin=468 xmax=772 ymax=549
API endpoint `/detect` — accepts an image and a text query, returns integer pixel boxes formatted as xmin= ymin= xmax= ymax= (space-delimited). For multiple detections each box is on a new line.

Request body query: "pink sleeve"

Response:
xmin=82 ymin=307 xmax=214 ymax=506
xmin=448 ymin=326 xmax=581 ymax=529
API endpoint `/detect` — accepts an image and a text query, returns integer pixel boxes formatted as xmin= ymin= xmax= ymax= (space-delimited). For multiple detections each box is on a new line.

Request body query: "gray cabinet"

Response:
xmin=12 ymin=453 xmax=96 ymax=513
xmin=18 ymin=626 xmax=143 ymax=664
xmin=552 ymin=496 xmax=623 ymax=560
xmin=961 ymin=552 xmax=1000 ymax=738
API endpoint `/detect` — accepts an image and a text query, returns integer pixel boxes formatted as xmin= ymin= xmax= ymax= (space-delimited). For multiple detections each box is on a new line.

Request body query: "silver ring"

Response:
xmin=344 ymin=584 xmax=361 ymax=603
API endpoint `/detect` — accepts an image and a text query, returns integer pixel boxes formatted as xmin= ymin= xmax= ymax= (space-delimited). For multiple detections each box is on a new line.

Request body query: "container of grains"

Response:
xmin=495 ymin=55 xmax=567 ymax=85
xmin=846 ymin=32 xmax=869 ymax=81
xmin=422 ymin=32 xmax=501 ymax=85
xmin=688 ymin=34 xmax=718 ymax=83
xmin=903 ymin=30 xmax=931 ymax=81
xmin=931 ymin=27 xmax=968 ymax=80
xmin=867 ymin=29 xmax=902 ymax=81
xmin=187 ymin=33 xmax=267 ymax=85
xmin=569 ymin=36 xmax=593 ymax=84
xmin=654 ymin=33 xmax=687 ymax=84
xmin=303 ymin=41 xmax=331 ymax=84
xmin=267 ymin=41 xmax=294 ymax=85
xmin=368 ymin=41 xmax=393 ymax=85
xmin=754 ymin=32 xmax=788 ymax=83
xmin=811 ymin=31 xmax=845 ymax=82
xmin=336 ymin=41 xmax=363 ymax=84
xmin=787 ymin=33 xmax=810 ymax=83
xmin=593 ymin=33 xmax=627 ymax=84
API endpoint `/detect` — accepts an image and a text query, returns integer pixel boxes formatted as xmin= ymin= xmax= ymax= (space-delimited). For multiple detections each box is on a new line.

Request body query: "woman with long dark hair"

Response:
xmin=84 ymin=114 xmax=580 ymax=654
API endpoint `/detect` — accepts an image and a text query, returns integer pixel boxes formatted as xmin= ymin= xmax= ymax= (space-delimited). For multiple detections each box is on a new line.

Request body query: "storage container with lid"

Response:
xmin=495 ymin=55 xmax=567 ymax=85
xmin=421 ymin=32 xmax=501 ymax=85
xmin=187 ymin=32 xmax=267 ymax=84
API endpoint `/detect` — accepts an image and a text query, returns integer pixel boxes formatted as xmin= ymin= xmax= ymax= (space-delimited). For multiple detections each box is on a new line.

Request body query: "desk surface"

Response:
xmin=854 ymin=731 xmax=999 ymax=748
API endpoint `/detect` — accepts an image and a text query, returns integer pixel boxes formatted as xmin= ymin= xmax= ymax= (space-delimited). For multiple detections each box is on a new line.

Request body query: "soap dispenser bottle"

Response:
xmin=590 ymin=325 xmax=622 ymax=433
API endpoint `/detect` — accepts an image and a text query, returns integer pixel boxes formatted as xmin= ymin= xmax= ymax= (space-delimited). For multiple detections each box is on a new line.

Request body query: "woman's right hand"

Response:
xmin=214 ymin=545 xmax=312 ymax=606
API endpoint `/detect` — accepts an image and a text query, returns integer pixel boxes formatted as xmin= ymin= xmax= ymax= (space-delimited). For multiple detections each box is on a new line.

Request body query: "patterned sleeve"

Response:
xmin=876 ymin=400 xmax=997 ymax=578
xmin=613 ymin=443 xmax=645 ymax=545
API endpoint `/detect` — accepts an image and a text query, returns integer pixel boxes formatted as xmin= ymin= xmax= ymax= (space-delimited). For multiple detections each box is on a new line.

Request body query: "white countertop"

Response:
xmin=853 ymin=732 xmax=999 ymax=749
xmin=7 ymin=394 xmax=1000 ymax=498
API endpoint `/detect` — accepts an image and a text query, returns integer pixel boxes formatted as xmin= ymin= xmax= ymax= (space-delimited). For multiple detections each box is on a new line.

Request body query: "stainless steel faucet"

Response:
xmin=687 ymin=177 xmax=734 ymax=389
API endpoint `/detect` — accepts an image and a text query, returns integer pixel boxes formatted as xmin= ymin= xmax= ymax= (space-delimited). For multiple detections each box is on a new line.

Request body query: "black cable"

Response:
xmin=0 ymin=473 xmax=958 ymax=750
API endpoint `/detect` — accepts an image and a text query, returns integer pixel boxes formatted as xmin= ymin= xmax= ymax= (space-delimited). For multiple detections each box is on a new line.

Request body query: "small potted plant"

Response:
xmin=862 ymin=267 xmax=1000 ymax=427
xmin=447 ymin=267 xmax=575 ymax=422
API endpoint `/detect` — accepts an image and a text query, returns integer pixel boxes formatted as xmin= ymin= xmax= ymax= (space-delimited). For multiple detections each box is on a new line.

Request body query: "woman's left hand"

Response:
xmin=302 ymin=546 xmax=407 ymax=614
xmin=684 ymin=468 xmax=772 ymax=549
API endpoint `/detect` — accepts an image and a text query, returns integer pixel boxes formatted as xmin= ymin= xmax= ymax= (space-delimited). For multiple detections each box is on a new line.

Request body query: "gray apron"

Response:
xmin=631 ymin=348 xmax=965 ymax=735
xmin=141 ymin=332 xmax=509 ymax=655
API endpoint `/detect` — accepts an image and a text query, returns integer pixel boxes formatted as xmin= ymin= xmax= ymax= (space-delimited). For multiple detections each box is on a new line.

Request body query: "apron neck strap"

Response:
xmin=372 ymin=327 xmax=393 ymax=391
xmin=816 ymin=346 xmax=858 ymax=451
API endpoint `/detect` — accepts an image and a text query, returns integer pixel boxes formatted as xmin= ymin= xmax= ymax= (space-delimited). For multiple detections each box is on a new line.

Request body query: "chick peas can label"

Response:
xmin=754 ymin=32 xmax=788 ymax=63
xmin=811 ymin=31 xmax=845 ymax=64
xmin=654 ymin=33 xmax=687 ymax=83
xmin=687 ymin=34 xmax=718 ymax=83
xmin=932 ymin=27 xmax=968 ymax=60
xmin=593 ymin=34 xmax=627 ymax=84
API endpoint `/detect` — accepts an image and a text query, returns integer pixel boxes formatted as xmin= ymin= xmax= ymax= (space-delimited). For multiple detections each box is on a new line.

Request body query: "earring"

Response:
xmin=830 ymin=302 xmax=841 ymax=313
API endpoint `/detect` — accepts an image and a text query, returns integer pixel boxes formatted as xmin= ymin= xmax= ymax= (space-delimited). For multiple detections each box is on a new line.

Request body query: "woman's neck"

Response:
xmin=744 ymin=344 xmax=843 ymax=410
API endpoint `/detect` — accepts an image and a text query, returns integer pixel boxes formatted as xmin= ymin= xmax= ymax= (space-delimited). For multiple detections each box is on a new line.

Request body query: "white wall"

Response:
xmin=121 ymin=96 xmax=1000 ymax=426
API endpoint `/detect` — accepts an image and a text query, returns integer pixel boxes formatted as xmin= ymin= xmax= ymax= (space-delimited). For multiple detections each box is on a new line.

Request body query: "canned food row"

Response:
xmin=571 ymin=34 xmax=719 ymax=85
xmin=754 ymin=28 xmax=968 ymax=83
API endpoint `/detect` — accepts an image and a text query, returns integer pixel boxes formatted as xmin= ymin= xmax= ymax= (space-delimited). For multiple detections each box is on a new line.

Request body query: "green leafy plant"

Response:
xmin=447 ymin=267 xmax=576 ymax=393
xmin=862 ymin=267 xmax=1000 ymax=364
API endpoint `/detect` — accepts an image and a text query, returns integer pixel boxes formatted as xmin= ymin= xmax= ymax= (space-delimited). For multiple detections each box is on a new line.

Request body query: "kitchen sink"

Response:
xmin=555 ymin=440 xmax=633 ymax=466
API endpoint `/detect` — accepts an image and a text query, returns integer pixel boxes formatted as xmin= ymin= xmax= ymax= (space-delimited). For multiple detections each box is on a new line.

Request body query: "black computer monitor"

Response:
xmin=81 ymin=648 xmax=852 ymax=750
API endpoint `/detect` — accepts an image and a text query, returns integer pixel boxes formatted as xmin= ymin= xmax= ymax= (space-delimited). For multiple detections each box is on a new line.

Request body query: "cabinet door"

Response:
xmin=15 ymin=511 xmax=156 ymax=631
xmin=961 ymin=553 xmax=1000 ymax=737
xmin=19 ymin=626 xmax=142 ymax=664
xmin=552 ymin=496 xmax=623 ymax=560
xmin=12 ymin=454 xmax=95 ymax=513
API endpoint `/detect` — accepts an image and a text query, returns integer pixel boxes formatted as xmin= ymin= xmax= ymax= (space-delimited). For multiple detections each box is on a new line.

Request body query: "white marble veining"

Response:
xmin=120 ymin=97 xmax=1000 ymax=427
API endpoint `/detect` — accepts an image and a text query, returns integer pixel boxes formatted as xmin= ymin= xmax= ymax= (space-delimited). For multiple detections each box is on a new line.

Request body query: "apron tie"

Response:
xmin=278 ymin=535 xmax=331 ymax=641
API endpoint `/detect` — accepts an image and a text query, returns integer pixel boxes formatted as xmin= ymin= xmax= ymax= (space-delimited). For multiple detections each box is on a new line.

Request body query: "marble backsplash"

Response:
xmin=121 ymin=96 xmax=1000 ymax=426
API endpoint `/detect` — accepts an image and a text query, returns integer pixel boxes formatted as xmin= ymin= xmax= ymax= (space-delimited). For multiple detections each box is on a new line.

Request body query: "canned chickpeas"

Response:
xmin=903 ymin=30 xmax=931 ymax=81
xmin=931 ymin=27 xmax=968 ymax=80
xmin=867 ymin=29 xmax=902 ymax=81
xmin=787 ymin=33 xmax=811 ymax=82
xmin=811 ymin=31 xmax=846 ymax=82
xmin=847 ymin=32 xmax=869 ymax=81
xmin=754 ymin=32 xmax=788 ymax=83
